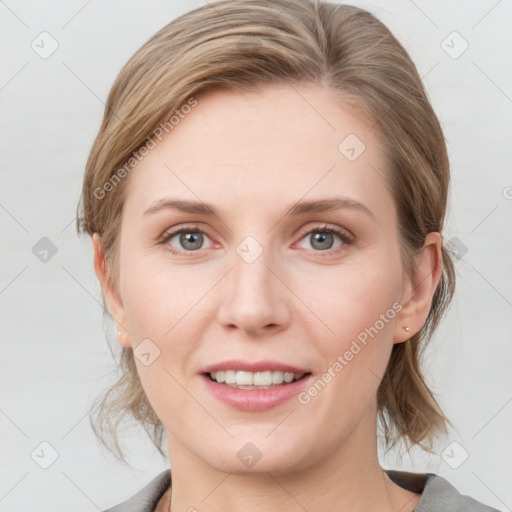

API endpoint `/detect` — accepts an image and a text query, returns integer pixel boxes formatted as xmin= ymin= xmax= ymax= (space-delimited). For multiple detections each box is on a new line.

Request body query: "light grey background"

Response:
xmin=1 ymin=1 xmax=511 ymax=510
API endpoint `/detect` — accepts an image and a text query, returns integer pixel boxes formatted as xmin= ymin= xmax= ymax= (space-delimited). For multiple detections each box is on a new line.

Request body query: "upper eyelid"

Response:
xmin=160 ymin=223 xmax=350 ymax=239
xmin=296 ymin=223 xmax=353 ymax=240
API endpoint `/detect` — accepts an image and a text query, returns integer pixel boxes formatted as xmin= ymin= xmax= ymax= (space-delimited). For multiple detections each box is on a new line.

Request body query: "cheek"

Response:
xmin=296 ymin=251 xmax=402 ymax=345
xmin=120 ymin=248 xmax=204 ymax=339
xmin=119 ymin=236 xmax=402 ymax=396
xmin=122 ymin=272 xmax=199 ymax=428
xmin=120 ymin=236 xmax=403 ymax=357
xmin=117 ymin=254 xmax=203 ymax=410
xmin=294 ymin=265 xmax=401 ymax=429
xmin=294 ymin=250 xmax=402 ymax=405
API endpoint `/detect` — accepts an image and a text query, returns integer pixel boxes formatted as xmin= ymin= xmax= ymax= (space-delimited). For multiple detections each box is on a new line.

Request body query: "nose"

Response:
xmin=216 ymin=244 xmax=291 ymax=336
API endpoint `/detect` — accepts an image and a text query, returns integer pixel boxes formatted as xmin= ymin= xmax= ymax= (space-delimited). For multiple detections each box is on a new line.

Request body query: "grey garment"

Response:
xmin=104 ymin=470 xmax=171 ymax=512
xmin=103 ymin=468 xmax=502 ymax=512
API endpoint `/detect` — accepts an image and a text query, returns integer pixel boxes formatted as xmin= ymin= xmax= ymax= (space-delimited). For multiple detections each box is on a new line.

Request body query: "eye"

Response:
xmin=295 ymin=224 xmax=354 ymax=254
xmin=159 ymin=223 xmax=354 ymax=257
xmin=159 ymin=225 xmax=214 ymax=255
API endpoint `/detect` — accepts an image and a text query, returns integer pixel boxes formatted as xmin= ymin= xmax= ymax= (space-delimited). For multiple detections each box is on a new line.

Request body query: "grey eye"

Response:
xmin=309 ymin=232 xmax=335 ymax=251
xmin=166 ymin=230 xmax=210 ymax=251
xmin=178 ymin=231 xmax=204 ymax=250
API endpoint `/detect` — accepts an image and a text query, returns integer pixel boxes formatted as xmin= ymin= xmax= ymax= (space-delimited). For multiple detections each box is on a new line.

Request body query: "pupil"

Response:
xmin=181 ymin=232 xmax=202 ymax=250
xmin=312 ymin=232 xmax=333 ymax=251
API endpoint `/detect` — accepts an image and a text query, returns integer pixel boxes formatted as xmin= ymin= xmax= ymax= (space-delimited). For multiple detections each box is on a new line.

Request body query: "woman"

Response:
xmin=77 ymin=0 xmax=501 ymax=510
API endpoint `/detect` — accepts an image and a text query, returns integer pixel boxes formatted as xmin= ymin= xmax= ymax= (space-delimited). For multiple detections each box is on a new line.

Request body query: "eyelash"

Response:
xmin=296 ymin=224 xmax=355 ymax=253
xmin=158 ymin=223 xmax=355 ymax=257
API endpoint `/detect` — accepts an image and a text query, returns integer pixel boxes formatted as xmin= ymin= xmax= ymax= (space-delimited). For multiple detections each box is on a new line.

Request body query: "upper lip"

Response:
xmin=200 ymin=359 xmax=310 ymax=374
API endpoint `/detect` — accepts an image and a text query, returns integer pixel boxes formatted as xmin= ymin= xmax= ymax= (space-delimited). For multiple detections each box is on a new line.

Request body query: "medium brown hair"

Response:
xmin=77 ymin=0 xmax=455 ymax=462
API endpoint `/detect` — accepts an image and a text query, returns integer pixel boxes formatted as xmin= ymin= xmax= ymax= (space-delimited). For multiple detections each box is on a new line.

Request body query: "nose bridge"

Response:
xmin=217 ymin=234 xmax=289 ymax=333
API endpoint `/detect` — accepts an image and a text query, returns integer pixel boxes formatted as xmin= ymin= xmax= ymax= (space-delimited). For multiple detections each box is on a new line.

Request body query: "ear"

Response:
xmin=92 ymin=233 xmax=131 ymax=348
xmin=394 ymin=232 xmax=443 ymax=344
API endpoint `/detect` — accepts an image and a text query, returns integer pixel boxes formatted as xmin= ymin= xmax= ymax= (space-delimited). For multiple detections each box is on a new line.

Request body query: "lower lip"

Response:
xmin=201 ymin=374 xmax=313 ymax=412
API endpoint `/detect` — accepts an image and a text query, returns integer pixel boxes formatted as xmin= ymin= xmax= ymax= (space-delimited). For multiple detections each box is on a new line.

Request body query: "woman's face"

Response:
xmin=96 ymin=83 xmax=435 ymax=474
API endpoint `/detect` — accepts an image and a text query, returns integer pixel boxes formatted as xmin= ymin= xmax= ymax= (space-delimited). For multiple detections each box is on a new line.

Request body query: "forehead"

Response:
xmin=124 ymin=83 xmax=392 ymax=220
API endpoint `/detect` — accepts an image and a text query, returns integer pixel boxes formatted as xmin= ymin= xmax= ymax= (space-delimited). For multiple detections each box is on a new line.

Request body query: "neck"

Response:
xmin=165 ymin=410 xmax=420 ymax=512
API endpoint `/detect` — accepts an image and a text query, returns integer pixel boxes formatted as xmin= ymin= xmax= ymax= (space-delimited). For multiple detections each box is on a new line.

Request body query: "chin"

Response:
xmin=199 ymin=437 xmax=315 ymax=477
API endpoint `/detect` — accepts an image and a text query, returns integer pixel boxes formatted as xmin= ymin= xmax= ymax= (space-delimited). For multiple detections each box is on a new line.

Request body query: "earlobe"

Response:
xmin=91 ymin=233 xmax=131 ymax=348
xmin=393 ymin=232 xmax=443 ymax=344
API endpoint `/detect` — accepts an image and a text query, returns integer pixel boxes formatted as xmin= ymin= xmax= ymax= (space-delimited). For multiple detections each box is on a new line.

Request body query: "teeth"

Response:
xmin=209 ymin=370 xmax=305 ymax=387
xmin=283 ymin=372 xmax=294 ymax=383
xmin=272 ymin=371 xmax=284 ymax=385
xmin=237 ymin=371 xmax=253 ymax=386
xmin=225 ymin=370 xmax=236 ymax=384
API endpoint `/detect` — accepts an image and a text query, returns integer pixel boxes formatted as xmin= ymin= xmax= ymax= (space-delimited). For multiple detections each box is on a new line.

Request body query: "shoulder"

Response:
xmin=385 ymin=469 xmax=502 ymax=512
xmin=418 ymin=473 xmax=502 ymax=512
xmin=102 ymin=469 xmax=171 ymax=512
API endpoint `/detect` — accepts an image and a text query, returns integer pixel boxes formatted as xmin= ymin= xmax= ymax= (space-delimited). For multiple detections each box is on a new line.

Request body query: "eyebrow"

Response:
xmin=143 ymin=197 xmax=374 ymax=219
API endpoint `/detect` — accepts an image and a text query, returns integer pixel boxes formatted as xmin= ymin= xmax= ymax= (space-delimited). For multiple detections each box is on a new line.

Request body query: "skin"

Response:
xmin=93 ymin=82 xmax=442 ymax=511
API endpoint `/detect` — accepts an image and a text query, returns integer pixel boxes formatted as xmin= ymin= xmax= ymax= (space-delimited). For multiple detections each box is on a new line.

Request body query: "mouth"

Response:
xmin=199 ymin=360 xmax=313 ymax=411
xmin=203 ymin=370 xmax=311 ymax=390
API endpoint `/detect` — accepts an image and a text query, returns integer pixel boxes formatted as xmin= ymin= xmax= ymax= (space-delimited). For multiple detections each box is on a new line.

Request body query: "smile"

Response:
xmin=201 ymin=372 xmax=312 ymax=412
xmin=207 ymin=370 xmax=306 ymax=389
